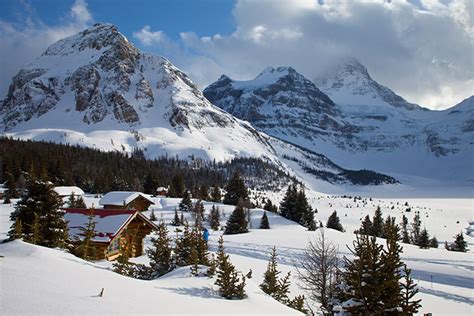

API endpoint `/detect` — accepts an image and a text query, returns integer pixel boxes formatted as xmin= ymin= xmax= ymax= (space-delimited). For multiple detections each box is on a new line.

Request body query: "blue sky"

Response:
xmin=0 ymin=0 xmax=472 ymax=109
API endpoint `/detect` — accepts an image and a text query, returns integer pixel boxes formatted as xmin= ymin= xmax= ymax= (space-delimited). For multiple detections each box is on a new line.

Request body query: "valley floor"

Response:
xmin=1 ymin=194 xmax=473 ymax=315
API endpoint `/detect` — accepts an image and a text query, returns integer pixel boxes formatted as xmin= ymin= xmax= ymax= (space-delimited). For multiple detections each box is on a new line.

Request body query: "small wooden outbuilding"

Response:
xmin=64 ymin=208 xmax=158 ymax=260
xmin=98 ymin=191 xmax=155 ymax=212
xmin=54 ymin=186 xmax=85 ymax=198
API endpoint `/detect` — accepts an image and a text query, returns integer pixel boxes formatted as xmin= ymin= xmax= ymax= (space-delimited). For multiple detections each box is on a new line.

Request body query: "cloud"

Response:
xmin=133 ymin=25 xmax=165 ymax=46
xmin=0 ymin=0 xmax=93 ymax=97
xmin=152 ymin=0 xmax=473 ymax=109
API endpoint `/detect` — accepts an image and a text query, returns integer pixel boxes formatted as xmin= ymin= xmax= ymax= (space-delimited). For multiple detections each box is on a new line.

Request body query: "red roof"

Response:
xmin=64 ymin=208 xmax=136 ymax=217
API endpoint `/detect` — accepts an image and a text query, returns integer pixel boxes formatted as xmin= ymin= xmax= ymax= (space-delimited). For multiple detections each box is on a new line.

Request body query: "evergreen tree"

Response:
xmin=400 ymin=264 xmax=422 ymax=314
xmin=326 ymin=211 xmax=344 ymax=232
xmin=371 ymin=206 xmax=384 ymax=237
xmin=209 ymin=205 xmax=220 ymax=231
xmin=3 ymin=193 xmax=11 ymax=204
xmin=170 ymin=208 xmax=180 ymax=226
xmin=401 ymin=215 xmax=410 ymax=244
xmin=11 ymin=217 xmax=23 ymax=240
xmin=178 ymin=190 xmax=192 ymax=212
xmin=279 ymin=184 xmax=298 ymax=221
xmin=429 ymin=236 xmax=439 ymax=248
xmin=192 ymin=200 xmax=205 ymax=229
xmin=143 ymin=173 xmax=159 ymax=195
xmin=418 ymin=228 xmax=430 ymax=249
xmin=189 ymin=246 xmax=200 ymax=276
xmin=297 ymin=189 xmax=316 ymax=230
xmin=75 ymin=209 xmax=98 ymax=260
xmin=411 ymin=212 xmax=422 ymax=245
xmin=113 ymin=240 xmax=136 ymax=277
xmin=449 ymin=232 xmax=468 ymax=252
xmin=168 ymin=172 xmax=185 ymax=198
xmin=259 ymin=211 xmax=270 ymax=229
xmin=224 ymin=199 xmax=248 ymax=235
xmin=263 ymin=198 xmax=278 ymax=213
xmin=149 ymin=210 xmax=157 ymax=221
xmin=198 ymin=185 xmax=209 ymax=201
xmin=359 ymin=214 xmax=373 ymax=235
xmin=215 ymin=236 xmax=246 ymax=299
xmin=147 ymin=221 xmax=173 ymax=278
xmin=223 ymin=172 xmax=248 ymax=205
xmin=174 ymin=224 xmax=192 ymax=267
xmin=67 ymin=193 xmax=87 ymax=208
xmin=260 ymin=247 xmax=280 ymax=297
xmin=8 ymin=179 xmax=67 ymax=248
xmin=210 ymin=185 xmax=221 ymax=203
xmin=5 ymin=172 xmax=19 ymax=198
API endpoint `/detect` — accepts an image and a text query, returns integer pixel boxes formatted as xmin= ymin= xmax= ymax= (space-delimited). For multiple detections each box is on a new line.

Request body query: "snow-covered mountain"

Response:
xmin=314 ymin=58 xmax=421 ymax=110
xmin=204 ymin=63 xmax=473 ymax=187
xmin=0 ymin=23 xmax=398 ymax=188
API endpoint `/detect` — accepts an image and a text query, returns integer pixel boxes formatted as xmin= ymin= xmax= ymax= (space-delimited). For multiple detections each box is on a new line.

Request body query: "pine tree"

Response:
xmin=113 ymin=240 xmax=136 ymax=277
xmin=5 ymin=172 xmax=19 ymax=198
xmin=263 ymin=198 xmax=278 ymax=212
xmin=326 ymin=211 xmax=344 ymax=232
xmin=209 ymin=205 xmax=220 ymax=230
xmin=8 ymin=179 xmax=67 ymax=248
xmin=149 ymin=210 xmax=157 ymax=221
xmin=210 ymin=185 xmax=221 ymax=203
xmin=279 ymin=184 xmax=298 ymax=221
xmin=215 ymin=236 xmax=246 ymax=299
xmin=260 ymin=247 xmax=280 ymax=297
xmin=75 ymin=195 xmax=87 ymax=208
xmin=193 ymin=200 xmax=205 ymax=230
xmin=297 ymin=189 xmax=316 ymax=230
xmin=3 ymin=193 xmax=11 ymax=204
xmin=359 ymin=214 xmax=373 ymax=235
xmin=401 ymin=215 xmax=410 ymax=244
xmin=371 ymin=206 xmax=383 ymax=237
xmin=400 ymin=264 xmax=422 ymax=314
xmin=189 ymin=246 xmax=200 ymax=276
xmin=170 ymin=208 xmax=180 ymax=226
xmin=411 ymin=212 xmax=421 ymax=245
xmin=418 ymin=228 xmax=430 ymax=249
xmin=11 ymin=217 xmax=23 ymax=240
xmin=223 ymin=172 xmax=248 ymax=205
xmin=179 ymin=190 xmax=192 ymax=212
xmin=450 ymin=232 xmax=468 ymax=252
xmin=147 ymin=221 xmax=173 ymax=278
xmin=168 ymin=172 xmax=185 ymax=198
xmin=429 ymin=236 xmax=439 ymax=248
xmin=198 ymin=185 xmax=209 ymax=201
xmin=259 ymin=211 xmax=270 ymax=229
xmin=75 ymin=209 xmax=98 ymax=260
xmin=224 ymin=199 xmax=248 ymax=235
xmin=174 ymin=224 xmax=192 ymax=266
xmin=143 ymin=173 xmax=159 ymax=195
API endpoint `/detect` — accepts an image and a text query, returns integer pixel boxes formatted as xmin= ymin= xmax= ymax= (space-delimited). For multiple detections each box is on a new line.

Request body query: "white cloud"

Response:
xmin=133 ymin=25 xmax=165 ymax=46
xmin=0 ymin=0 xmax=93 ymax=97
xmin=159 ymin=0 xmax=473 ymax=109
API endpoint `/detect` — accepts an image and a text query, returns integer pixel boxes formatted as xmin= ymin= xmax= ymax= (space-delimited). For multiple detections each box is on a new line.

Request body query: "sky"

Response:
xmin=0 ymin=0 xmax=472 ymax=110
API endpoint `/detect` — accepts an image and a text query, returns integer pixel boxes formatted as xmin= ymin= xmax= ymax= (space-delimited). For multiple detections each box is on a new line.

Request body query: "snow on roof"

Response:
xmin=98 ymin=191 xmax=154 ymax=206
xmin=54 ymin=186 xmax=84 ymax=197
xmin=64 ymin=209 xmax=136 ymax=242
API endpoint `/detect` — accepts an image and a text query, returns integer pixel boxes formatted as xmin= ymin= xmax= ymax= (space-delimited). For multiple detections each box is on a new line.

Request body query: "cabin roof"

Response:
xmin=54 ymin=186 xmax=85 ymax=197
xmin=98 ymin=191 xmax=155 ymax=206
xmin=64 ymin=208 xmax=158 ymax=242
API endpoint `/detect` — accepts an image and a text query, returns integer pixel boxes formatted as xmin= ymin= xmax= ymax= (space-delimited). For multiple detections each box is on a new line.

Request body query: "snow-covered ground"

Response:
xmin=1 ymin=193 xmax=473 ymax=315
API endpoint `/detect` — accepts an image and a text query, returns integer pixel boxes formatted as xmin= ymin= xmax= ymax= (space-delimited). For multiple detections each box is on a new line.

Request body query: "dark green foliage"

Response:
xmin=179 ymin=190 xmax=192 ymax=212
xmin=279 ymin=185 xmax=315 ymax=229
xmin=73 ymin=209 xmax=98 ymax=260
xmin=401 ymin=215 xmax=410 ymax=244
xmin=209 ymin=205 xmax=220 ymax=230
xmin=192 ymin=200 xmax=205 ymax=229
xmin=113 ymin=242 xmax=136 ymax=277
xmin=197 ymin=185 xmax=209 ymax=201
xmin=143 ymin=173 xmax=159 ymax=195
xmin=168 ymin=173 xmax=185 ymax=198
xmin=8 ymin=179 xmax=67 ymax=248
xmin=326 ymin=211 xmax=344 ymax=232
xmin=174 ymin=224 xmax=209 ymax=267
xmin=400 ymin=265 xmax=422 ymax=314
xmin=170 ymin=209 xmax=180 ymax=226
xmin=224 ymin=200 xmax=248 ymax=235
xmin=263 ymin=198 xmax=278 ymax=213
xmin=279 ymin=184 xmax=298 ymax=221
xmin=5 ymin=172 xmax=19 ymax=198
xmin=149 ymin=210 xmax=157 ymax=221
xmin=371 ymin=206 xmax=384 ymax=238
xmin=147 ymin=221 xmax=173 ymax=278
xmin=418 ymin=228 xmax=430 ymax=249
xmin=215 ymin=236 xmax=246 ymax=299
xmin=67 ymin=193 xmax=86 ymax=208
xmin=411 ymin=213 xmax=422 ymax=245
xmin=11 ymin=217 xmax=23 ymax=240
xmin=210 ymin=185 xmax=221 ymax=202
xmin=3 ymin=193 xmax=11 ymax=204
xmin=259 ymin=211 xmax=270 ymax=229
xmin=359 ymin=214 xmax=372 ymax=235
xmin=297 ymin=189 xmax=316 ymax=230
xmin=260 ymin=247 xmax=307 ymax=313
xmin=223 ymin=172 xmax=248 ymax=205
xmin=448 ymin=233 xmax=468 ymax=252
xmin=429 ymin=236 xmax=439 ymax=248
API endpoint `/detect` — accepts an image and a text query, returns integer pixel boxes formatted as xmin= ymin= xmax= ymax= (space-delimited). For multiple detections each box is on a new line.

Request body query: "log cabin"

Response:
xmin=99 ymin=191 xmax=155 ymax=212
xmin=54 ymin=186 xmax=85 ymax=198
xmin=64 ymin=208 xmax=158 ymax=261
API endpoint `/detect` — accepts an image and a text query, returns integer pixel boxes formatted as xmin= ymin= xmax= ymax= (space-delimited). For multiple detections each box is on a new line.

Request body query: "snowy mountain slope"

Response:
xmin=204 ymin=63 xmax=474 ymax=187
xmin=314 ymin=58 xmax=422 ymax=110
xmin=1 ymin=195 xmax=473 ymax=314
xmin=0 ymin=23 xmax=398 ymax=188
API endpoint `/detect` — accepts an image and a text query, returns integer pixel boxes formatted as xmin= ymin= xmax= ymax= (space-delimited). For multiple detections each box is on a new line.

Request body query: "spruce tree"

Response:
xmin=3 ymin=193 xmax=12 ymax=204
xmin=209 ymin=205 xmax=220 ymax=230
xmin=210 ymin=185 xmax=221 ymax=203
xmin=11 ymin=218 xmax=23 ymax=240
xmin=193 ymin=200 xmax=205 ymax=230
xmin=170 ymin=208 xmax=180 ymax=226
xmin=223 ymin=172 xmax=248 ymax=205
xmin=113 ymin=240 xmax=136 ymax=277
xmin=326 ymin=211 xmax=344 ymax=232
xmin=279 ymin=184 xmax=298 ymax=221
xmin=411 ymin=212 xmax=421 ymax=245
xmin=147 ymin=221 xmax=173 ymax=278
xmin=297 ymin=189 xmax=316 ymax=230
xmin=359 ymin=214 xmax=373 ymax=235
xmin=149 ymin=210 xmax=158 ymax=221
xmin=400 ymin=264 xmax=422 ymax=314
xmin=429 ymin=236 xmax=439 ymax=248
xmin=174 ymin=224 xmax=192 ymax=266
xmin=215 ymin=236 xmax=246 ymax=299
xmin=450 ymin=232 xmax=468 ymax=252
xmin=263 ymin=198 xmax=277 ymax=212
xmin=259 ymin=211 xmax=270 ymax=229
xmin=179 ymin=190 xmax=192 ymax=212
xmin=5 ymin=172 xmax=19 ymax=198
xmin=168 ymin=172 xmax=185 ymax=198
xmin=401 ymin=215 xmax=410 ymax=244
xmin=75 ymin=209 xmax=98 ymax=260
xmin=224 ymin=199 xmax=248 ymax=235
xmin=418 ymin=228 xmax=430 ymax=249
xmin=371 ymin=206 xmax=384 ymax=237
xmin=198 ymin=185 xmax=209 ymax=201
xmin=260 ymin=247 xmax=280 ymax=297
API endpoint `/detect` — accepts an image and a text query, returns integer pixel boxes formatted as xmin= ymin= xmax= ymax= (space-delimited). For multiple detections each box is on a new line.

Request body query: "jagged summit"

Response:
xmin=315 ymin=57 xmax=421 ymax=110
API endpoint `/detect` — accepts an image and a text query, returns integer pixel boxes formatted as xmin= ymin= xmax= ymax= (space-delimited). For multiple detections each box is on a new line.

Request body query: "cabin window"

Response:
xmin=109 ymin=238 xmax=120 ymax=252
